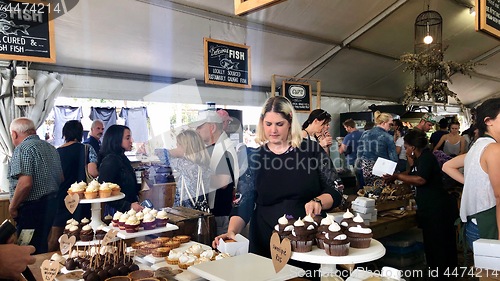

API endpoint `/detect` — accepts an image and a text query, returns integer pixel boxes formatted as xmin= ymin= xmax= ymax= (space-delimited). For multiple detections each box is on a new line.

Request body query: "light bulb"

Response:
xmin=423 ymin=35 xmax=433 ymax=44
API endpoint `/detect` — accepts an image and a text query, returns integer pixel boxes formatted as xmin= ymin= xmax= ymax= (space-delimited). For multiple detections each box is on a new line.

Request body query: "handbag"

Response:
xmin=180 ymin=166 xmax=210 ymax=213
xmin=84 ymin=144 xmax=96 ymax=184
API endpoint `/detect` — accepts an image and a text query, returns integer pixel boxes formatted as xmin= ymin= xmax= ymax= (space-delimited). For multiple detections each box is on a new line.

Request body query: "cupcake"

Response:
xmin=112 ymin=211 xmax=123 ymax=227
xmin=80 ymin=217 xmax=90 ymax=227
xmin=127 ymin=209 xmax=137 ymax=216
xmin=164 ymin=240 xmax=180 ymax=249
xmin=340 ymin=209 xmax=355 ymax=231
xmin=68 ymin=181 xmax=85 ymax=199
xmin=125 ymin=216 xmax=140 ymax=233
xmin=324 ymin=233 xmax=349 ymax=256
xmin=142 ymin=213 xmax=156 ymax=230
xmin=302 ymin=214 xmax=318 ymax=236
xmin=84 ymin=184 xmax=99 ymax=199
xmin=214 ymin=252 xmax=231 ymax=260
xmin=178 ymin=254 xmax=196 ymax=269
xmin=273 ymin=214 xmax=294 ymax=240
xmin=155 ymin=210 xmax=168 ymax=227
xmin=63 ymin=224 xmax=72 ymax=235
xmin=95 ymin=224 xmax=107 ymax=240
xmin=142 ymin=207 xmax=151 ymax=214
xmin=80 ymin=224 xmax=94 ymax=241
xmin=103 ymin=214 xmax=113 ymax=225
xmin=166 ymin=249 xmax=182 ymax=265
xmin=109 ymin=183 xmax=121 ymax=196
xmin=315 ymin=216 xmax=334 ymax=249
xmin=119 ymin=213 xmax=130 ymax=230
xmin=149 ymin=209 xmax=159 ymax=218
xmin=288 ymin=218 xmax=313 ymax=253
xmin=99 ymin=182 xmax=112 ymax=198
xmin=346 ymin=225 xmax=373 ymax=248
xmin=67 ymin=225 xmax=80 ymax=240
xmin=313 ymin=214 xmax=324 ymax=226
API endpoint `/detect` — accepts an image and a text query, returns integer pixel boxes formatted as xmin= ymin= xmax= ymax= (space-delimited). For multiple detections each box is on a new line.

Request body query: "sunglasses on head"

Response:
xmin=318 ymin=110 xmax=331 ymax=119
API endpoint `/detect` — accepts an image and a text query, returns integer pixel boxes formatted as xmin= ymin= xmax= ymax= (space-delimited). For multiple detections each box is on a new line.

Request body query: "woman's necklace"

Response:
xmin=267 ymin=143 xmax=292 ymax=155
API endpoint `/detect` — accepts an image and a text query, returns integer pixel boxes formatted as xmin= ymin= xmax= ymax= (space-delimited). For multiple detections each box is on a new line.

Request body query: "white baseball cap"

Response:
xmin=188 ymin=111 xmax=223 ymax=128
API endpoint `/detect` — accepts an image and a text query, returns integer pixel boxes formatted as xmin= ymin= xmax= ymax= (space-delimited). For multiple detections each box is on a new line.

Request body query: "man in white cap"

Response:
xmin=189 ymin=110 xmax=239 ymax=235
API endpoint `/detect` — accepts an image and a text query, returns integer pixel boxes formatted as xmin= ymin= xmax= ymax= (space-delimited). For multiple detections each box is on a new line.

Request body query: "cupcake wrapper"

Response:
xmin=348 ymin=237 xmax=371 ymax=248
xmin=324 ymin=242 xmax=350 ymax=256
xmin=315 ymin=238 xmax=325 ymax=249
xmin=166 ymin=259 xmax=179 ymax=265
xmin=290 ymin=240 xmax=313 ymax=253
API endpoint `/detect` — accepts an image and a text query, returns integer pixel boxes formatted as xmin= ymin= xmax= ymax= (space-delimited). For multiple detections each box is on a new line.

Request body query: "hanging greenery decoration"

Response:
xmin=399 ymin=47 xmax=480 ymax=112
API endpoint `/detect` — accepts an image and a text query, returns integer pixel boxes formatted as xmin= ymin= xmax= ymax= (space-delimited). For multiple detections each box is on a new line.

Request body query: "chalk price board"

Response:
xmin=282 ymin=81 xmax=311 ymax=113
xmin=204 ymin=37 xmax=251 ymax=89
xmin=476 ymin=0 xmax=500 ymax=39
xmin=0 ymin=0 xmax=56 ymax=63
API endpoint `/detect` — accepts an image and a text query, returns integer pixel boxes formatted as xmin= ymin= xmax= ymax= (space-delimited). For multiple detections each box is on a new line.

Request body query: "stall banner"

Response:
xmin=282 ymin=81 xmax=311 ymax=113
xmin=204 ymin=37 xmax=251 ymax=89
xmin=0 ymin=0 xmax=56 ymax=63
xmin=476 ymin=0 xmax=500 ymax=39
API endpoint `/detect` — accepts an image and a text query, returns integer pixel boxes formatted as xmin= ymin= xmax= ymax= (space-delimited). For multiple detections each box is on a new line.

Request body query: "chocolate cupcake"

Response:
xmin=315 ymin=216 xmax=334 ymax=249
xmin=273 ymin=214 xmax=294 ymax=240
xmin=340 ymin=209 xmax=355 ymax=231
xmin=288 ymin=218 xmax=313 ymax=253
xmin=324 ymin=233 xmax=349 ymax=256
xmin=80 ymin=224 xmax=94 ymax=241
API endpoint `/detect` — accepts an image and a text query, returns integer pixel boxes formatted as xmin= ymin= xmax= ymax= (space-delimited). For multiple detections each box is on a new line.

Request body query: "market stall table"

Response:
xmin=370 ymin=210 xmax=417 ymax=239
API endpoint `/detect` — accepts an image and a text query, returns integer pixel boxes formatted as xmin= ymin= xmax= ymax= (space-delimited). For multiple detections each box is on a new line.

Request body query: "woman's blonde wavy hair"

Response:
xmin=255 ymin=96 xmax=302 ymax=148
xmin=374 ymin=111 xmax=393 ymax=125
xmin=176 ymin=129 xmax=210 ymax=167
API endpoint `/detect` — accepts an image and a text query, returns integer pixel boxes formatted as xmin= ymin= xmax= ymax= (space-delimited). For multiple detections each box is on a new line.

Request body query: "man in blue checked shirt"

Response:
xmin=8 ymin=117 xmax=63 ymax=254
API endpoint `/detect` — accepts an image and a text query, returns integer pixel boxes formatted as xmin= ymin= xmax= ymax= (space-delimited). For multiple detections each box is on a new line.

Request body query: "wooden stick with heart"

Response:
xmin=64 ymin=194 xmax=79 ymax=214
xmin=41 ymin=260 xmax=60 ymax=281
xmin=59 ymin=234 xmax=76 ymax=255
xmin=270 ymin=232 xmax=291 ymax=273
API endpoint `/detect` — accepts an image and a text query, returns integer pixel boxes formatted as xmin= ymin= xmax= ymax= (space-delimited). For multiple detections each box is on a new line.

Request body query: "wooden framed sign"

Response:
xmin=234 ymin=0 xmax=287 ymax=16
xmin=204 ymin=37 xmax=251 ymax=89
xmin=0 ymin=0 xmax=56 ymax=63
xmin=282 ymin=81 xmax=311 ymax=113
xmin=475 ymin=0 xmax=500 ymax=39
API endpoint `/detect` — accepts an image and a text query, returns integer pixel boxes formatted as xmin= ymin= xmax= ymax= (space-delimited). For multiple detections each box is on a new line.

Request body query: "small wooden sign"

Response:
xmin=0 ymin=0 xmax=56 ymax=63
xmin=204 ymin=37 xmax=251 ymax=89
xmin=269 ymin=232 xmax=291 ymax=273
xmin=41 ymin=259 xmax=59 ymax=281
xmin=282 ymin=81 xmax=312 ymax=113
xmin=475 ymin=0 xmax=500 ymax=39
xmin=64 ymin=194 xmax=79 ymax=214
xmin=102 ymin=229 xmax=118 ymax=246
xmin=59 ymin=234 xmax=76 ymax=255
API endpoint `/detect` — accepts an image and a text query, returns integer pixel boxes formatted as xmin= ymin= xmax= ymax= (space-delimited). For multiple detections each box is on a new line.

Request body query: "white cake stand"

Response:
xmin=79 ymin=193 xmax=125 ymax=230
xmin=291 ymin=239 xmax=386 ymax=280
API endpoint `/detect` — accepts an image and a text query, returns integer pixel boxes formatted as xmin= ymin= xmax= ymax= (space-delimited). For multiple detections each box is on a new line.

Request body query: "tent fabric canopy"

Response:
xmin=28 ymin=0 xmax=499 ymax=106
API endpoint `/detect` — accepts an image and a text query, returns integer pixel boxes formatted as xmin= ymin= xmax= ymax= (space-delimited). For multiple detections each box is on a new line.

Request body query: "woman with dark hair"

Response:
xmin=99 ymin=125 xmax=143 ymax=213
xmin=443 ymin=97 xmax=500 ymax=248
xmin=301 ymin=109 xmax=333 ymax=154
xmin=433 ymin=121 xmax=466 ymax=157
xmin=384 ymin=130 xmax=457 ymax=279
xmin=48 ymin=120 xmax=98 ymax=251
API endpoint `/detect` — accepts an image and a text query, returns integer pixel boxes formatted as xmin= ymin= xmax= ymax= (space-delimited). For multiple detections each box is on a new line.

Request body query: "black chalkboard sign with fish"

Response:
xmin=204 ymin=37 xmax=251 ymax=89
xmin=0 ymin=0 xmax=56 ymax=63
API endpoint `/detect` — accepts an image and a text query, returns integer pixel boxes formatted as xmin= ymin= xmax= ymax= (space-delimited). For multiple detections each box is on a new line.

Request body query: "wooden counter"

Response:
xmin=28 ymin=251 xmax=52 ymax=281
xmin=370 ymin=210 xmax=417 ymax=239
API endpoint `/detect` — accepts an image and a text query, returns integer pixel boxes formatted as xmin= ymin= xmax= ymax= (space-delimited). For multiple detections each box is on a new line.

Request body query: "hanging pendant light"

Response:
xmin=423 ymin=22 xmax=433 ymax=44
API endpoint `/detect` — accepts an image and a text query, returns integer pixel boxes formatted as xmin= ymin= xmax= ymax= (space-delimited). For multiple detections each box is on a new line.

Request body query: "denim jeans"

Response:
xmin=465 ymin=220 xmax=480 ymax=251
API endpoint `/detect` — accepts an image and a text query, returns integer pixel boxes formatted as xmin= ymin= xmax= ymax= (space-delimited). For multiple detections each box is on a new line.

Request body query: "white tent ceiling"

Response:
xmin=31 ymin=0 xmax=500 ymax=107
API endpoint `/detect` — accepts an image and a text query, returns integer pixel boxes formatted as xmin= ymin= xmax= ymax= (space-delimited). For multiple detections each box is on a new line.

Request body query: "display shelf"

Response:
xmin=102 ymin=223 xmax=178 ymax=239
xmin=291 ymin=239 xmax=385 ymax=280
xmin=77 ymin=193 xmax=125 ymax=230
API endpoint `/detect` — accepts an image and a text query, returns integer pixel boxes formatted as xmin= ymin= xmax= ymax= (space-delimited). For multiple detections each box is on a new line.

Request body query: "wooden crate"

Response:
xmin=162 ymin=206 xmax=215 ymax=241
xmin=139 ymin=182 xmax=176 ymax=209
xmin=375 ymin=199 xmax=409 ymax=212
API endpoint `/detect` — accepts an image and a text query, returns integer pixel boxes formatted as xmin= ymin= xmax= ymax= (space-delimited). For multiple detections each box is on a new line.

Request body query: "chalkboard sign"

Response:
xmin=0 ymin=0 xmax=56 ymax=63
xmin=476 ymin=0 xmax=500 ymax=39
xmin=282 ymin=81 xmax=311 ymax=113
xmin=204 ymin=38 xmax=251 ymax=89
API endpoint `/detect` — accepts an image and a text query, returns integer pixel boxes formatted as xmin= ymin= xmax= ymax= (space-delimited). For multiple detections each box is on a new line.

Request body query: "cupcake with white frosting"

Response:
xmin=273 ymin=214 xmax=294 ymax=240
xmin=346 ymin=224 xmax=373 ymax=248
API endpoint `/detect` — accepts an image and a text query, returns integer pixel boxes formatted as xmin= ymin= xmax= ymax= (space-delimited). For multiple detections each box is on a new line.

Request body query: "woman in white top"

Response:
xmin=434 ymin=121 xmax=466 ymax=157
xmin=443 ymin=98 xmax=500 ymax=249
xmin=393 ymin=119 xmax=407 ymax=172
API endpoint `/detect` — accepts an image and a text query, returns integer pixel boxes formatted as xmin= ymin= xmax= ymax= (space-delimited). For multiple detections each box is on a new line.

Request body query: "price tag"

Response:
xmin=41 ymin=260 xmax=60 ymax=281
xmin=269 ymin=232 xmax=291 ymax=273
xmin=59 ymin=234 xmax=76 ymax=255
xmin=64 ymin=194 xmax=79 ymax=214
xmin=102 ymin=229 xmax=118 ymax=246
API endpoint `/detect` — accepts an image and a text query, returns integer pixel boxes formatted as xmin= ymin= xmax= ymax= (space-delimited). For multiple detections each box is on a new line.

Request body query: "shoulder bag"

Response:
xmin=180 ymin=166 xmax=210 ymax=213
